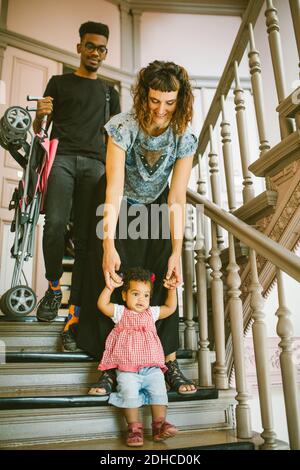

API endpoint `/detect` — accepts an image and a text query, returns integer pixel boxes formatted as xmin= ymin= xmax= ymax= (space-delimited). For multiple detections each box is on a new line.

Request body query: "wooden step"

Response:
xmin=0 ymin=350 xmax=196 ymax=394
xmin=0 ymin=388 xmax=218 ymax=409
xmin=0 ymin=317 xmax=67 ymax=352
xmin=220 ymin=239 xmax=249 ymax=269
xmin=232 ymin=190 xmax=278 ymax=225
xmin=4 ymin=349 xmax=192 ymax=363
xmin=249 ymin=130 xmax=300 ymax=177
xmin=277 ymin=87 xmax=300 ymax=128
xmin=5 ymin=351 xmax=95 ymax=362
xmin=0 ymin=361 xmax=197 ymax=394
xmin=0 ymin=388 xmax=236 ymax=448
xmin=0 ymin=359 xmax=99 ymax=392
xmin=1 ymin=428 xmax=260 ymax=451
xmin=0 ymin=318 xmax=194 ymax=353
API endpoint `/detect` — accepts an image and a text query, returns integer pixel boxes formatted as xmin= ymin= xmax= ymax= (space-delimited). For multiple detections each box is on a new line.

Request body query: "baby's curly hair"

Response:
xmin=122 ymin=267 xmax=155 ymax=295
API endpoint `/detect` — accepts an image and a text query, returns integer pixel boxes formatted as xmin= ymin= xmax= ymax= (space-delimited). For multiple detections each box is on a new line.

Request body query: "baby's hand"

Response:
xmin=163 ymin=274 xmax=177 ymax=290
xmin=109 ymin=278 xmax=124 ymax=290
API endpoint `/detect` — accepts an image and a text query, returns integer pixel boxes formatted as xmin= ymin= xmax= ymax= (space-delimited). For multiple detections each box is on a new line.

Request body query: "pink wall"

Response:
xmin=7 ymin=0 xmax=121 ymax=69
xmin=140 ymin=12 xmax=244 ymax=76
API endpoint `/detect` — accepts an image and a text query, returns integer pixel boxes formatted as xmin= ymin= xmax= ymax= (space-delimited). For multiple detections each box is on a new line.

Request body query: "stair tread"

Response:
xmin=0 ymin=386 xmax=90 ymax=397
xmin=0 ymin=429 xmax=259 ymax=450
xmin=249 ymin=129 xmax=300 ymax=177
xmin=0 ymin=315 xmax=67 ymax=323
xmin=4 ymin=349 xmax=193 ymax=362
xmin=5 ymin=351 xmax=96 ymax=362
xmin=232 ymin=189 xmax=277 ymax=224
xmin=0 ymin=388 xmax=218 ymax=409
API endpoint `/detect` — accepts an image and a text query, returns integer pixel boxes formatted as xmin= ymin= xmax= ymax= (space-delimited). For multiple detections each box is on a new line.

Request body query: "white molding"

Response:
xmin=0 ymin=27 xmax=244 ymax=93
xmin=107 ymin=0 xmax=247 ymax=16
xmin=0 ymin=28 xmax=134 ymax=86
xmin=120 ymin=2 xmax=134 ymax=72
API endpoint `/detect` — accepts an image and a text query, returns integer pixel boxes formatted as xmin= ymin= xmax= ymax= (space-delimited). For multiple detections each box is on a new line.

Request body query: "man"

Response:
xmin=33 ymin=21 xmax=120 ymax=351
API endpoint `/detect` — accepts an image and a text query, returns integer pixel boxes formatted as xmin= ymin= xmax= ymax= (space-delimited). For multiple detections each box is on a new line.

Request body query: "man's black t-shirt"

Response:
xmin=44 ymin=73 xmax=120 ymax=161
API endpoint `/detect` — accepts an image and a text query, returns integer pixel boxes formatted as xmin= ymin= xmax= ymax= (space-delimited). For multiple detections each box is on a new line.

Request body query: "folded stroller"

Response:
xmin=0 ymin=97 xmax=58 ymax=319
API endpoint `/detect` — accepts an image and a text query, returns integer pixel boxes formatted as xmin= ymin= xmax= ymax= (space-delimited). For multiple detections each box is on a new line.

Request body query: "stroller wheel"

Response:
xmin=0 ymin=106 xmax=31 ymax=150
xmin=5 ymin=106 xmax=31 ymax=132
xmin=0 ymin=286 xmax=36 ymax=318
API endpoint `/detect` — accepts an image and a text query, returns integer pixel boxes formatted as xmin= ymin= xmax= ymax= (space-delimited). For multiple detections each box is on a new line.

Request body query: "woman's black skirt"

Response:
xmin=76 ymin=176 xmax=179 ymax=360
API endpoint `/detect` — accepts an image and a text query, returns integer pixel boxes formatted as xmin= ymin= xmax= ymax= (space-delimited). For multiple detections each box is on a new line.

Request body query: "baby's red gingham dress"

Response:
xmin=99 ymin=306 xmax=167 ymax=373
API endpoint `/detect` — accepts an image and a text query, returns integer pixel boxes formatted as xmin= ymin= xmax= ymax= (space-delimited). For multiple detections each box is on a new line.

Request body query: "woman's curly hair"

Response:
xmin=122 ymin=267 xmax=155 ymax=295
xmin=132 ymin=60 xmax=194 ymax=135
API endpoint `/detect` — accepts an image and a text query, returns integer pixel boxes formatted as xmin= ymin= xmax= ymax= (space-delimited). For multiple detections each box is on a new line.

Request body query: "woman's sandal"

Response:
xmin=165 ymin=359 xmax=197 ymax=395
xmin=88 ymin=369 xmax=117 ymax=396
xmin=152 ymin=418 xmax=178 ymax=442
xmin=126 ymin=422 xmax=144 ymax=447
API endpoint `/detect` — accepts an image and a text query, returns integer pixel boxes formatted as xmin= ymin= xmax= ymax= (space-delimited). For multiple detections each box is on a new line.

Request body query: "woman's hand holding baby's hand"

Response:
xmin=109 ymin=278 xmax=124 ymax=291
xmin=103 ymin=245 xmax=122 ymax=290
xmin=163 ymin=274 xmax=177 ymax=290
xmin=165 ymin=254 xmax=181 ymax=288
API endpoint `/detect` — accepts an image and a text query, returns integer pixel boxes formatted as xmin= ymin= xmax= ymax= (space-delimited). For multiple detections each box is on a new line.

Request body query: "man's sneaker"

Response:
xmin=36 ymin=288 xmax=62 ymax=322
xmin=61 ymin=324 xmax=81 ymax=352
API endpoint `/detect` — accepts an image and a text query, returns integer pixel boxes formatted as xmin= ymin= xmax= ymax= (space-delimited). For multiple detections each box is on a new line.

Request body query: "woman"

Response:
xmin=76 ymin=60 xmax=198 ymax=395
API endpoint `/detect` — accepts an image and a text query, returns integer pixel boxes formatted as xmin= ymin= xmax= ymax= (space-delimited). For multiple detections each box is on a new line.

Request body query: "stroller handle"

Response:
xmin=27 ymin=95 xmax=43 ymax=102
xmin=26 ymin=97 xmax=47 ymax=132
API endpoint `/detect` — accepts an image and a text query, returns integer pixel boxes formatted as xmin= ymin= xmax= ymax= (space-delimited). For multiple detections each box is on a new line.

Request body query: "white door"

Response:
xmin=0 ymin=46 xmax=62 ymax=303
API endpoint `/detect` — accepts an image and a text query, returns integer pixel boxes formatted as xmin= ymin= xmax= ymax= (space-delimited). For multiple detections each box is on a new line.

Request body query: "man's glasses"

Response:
xmin=84 ymin=42 xmax=108 ymax=55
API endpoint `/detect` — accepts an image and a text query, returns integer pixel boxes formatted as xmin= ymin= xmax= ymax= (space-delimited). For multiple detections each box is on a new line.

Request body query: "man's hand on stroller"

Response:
xmin=33 ymin=97 xmax=53 ymax=134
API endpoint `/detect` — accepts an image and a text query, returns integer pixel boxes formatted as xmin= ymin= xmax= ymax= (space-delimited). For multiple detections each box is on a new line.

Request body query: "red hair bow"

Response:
xmin=150 ymin=273 xmax=156 ymax=283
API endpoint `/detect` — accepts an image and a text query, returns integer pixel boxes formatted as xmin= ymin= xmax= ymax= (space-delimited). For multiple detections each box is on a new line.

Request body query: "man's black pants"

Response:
xmin=43 ymin=154 xmax=104 ymax=305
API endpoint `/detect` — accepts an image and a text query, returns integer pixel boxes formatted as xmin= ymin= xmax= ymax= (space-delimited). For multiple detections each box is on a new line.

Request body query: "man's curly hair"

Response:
xmin=122 ymin=267 xmax=154 ymax=295
xmin=132 ymin=60 xmax=194 ymax=136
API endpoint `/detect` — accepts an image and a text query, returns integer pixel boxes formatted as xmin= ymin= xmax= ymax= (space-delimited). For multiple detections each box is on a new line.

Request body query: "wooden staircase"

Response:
xmin=0 ymin=0 xmax=300 ymax=452
xmin=0 ymin=319 xmax=240 ymax=449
